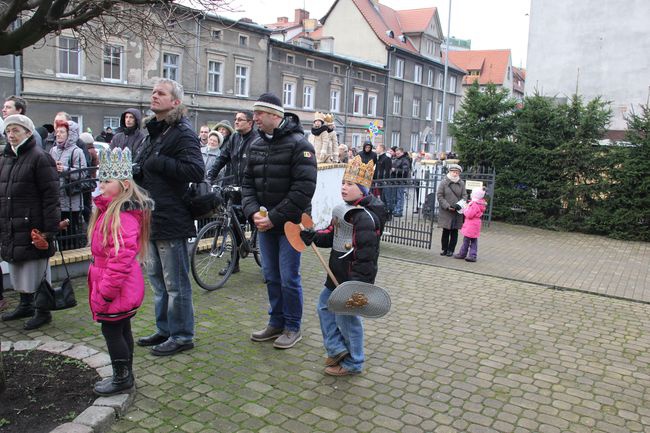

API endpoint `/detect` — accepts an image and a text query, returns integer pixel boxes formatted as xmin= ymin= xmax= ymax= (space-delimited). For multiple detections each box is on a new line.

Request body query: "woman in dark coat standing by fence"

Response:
xmin=0 ymin=115 xmax=61 ymax=330
xmin=436 ymin=164 xmax=467 ymax=257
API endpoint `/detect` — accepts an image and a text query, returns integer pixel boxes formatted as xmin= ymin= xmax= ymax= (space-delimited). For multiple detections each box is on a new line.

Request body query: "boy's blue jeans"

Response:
xmin=317 ymin=287 xmax=365 ymax=373
xmin=258 ymin=231 xmax=303 ymax=331
xmin=147 ymin=239 xmax=195 ymax=344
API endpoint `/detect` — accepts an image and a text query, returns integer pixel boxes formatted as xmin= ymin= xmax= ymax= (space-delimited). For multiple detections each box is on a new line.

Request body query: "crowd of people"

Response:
xmin=0 ymin=80 xmax=483 ymax=393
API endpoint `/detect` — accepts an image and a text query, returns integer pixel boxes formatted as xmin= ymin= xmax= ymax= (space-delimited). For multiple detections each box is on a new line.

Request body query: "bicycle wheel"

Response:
xmin=250 ymin=228 xmax=263 ymax=267
xmin=190 ymin=221 xmax=237 ymax=291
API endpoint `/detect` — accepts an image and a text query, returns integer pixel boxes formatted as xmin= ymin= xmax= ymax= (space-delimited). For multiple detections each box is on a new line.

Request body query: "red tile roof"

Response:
xmin=447 ymin=49 xmax=511 ymax=85
xmin=396 ymin=8 xmax=437 ymax=34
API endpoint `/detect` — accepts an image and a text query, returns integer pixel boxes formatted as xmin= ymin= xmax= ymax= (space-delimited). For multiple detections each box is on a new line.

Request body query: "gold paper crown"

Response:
xmin=343 ymin=155 xmax=375 ymax=188
xmin=314 ymin=111 xmax=326 ymax=122
xmin=324 ymin=113 xmax=334 ymax=124
xmin=98 ymin=147 xmax=132 ymax=181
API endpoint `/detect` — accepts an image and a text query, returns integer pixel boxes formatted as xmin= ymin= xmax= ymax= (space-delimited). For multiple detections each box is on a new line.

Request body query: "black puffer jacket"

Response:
xmin=134 ymin=105 xmax=205 ymax=240
xmin=0 ymin=137 xmax=61 ymax=262
xmin=207 ymin=129 xmax=259 ymax=187
xmin=313 ymin=194 xmax=386 ymax=289
xmin=242 ymin=113 xmax=317 ymax=233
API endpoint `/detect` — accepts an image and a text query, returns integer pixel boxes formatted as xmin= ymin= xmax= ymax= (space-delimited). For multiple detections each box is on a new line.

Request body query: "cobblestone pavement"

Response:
xmin=2 ymin=226 xmax=650 ymax=432
xmin=383 ymin=222 xmax=650 ymax=303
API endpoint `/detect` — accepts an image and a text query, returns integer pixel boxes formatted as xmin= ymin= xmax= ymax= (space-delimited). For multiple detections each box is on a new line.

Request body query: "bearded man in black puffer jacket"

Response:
xmin=242 ymin=93 xmax=317 ymax=350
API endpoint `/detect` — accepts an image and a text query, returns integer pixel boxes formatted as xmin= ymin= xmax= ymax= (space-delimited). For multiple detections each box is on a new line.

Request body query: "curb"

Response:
xmin=1 ymin=340 xmax=136 ymax=433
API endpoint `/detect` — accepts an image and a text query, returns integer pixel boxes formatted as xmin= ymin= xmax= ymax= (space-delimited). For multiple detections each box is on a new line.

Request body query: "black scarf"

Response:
xmin=311 ymin=125 xmax=329 ymax=136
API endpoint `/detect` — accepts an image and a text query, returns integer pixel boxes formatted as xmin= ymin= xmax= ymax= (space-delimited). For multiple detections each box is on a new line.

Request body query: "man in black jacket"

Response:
xmin=207 ymin=110 xmax=258 ymax=274
xmin=243 ymin=93 xmax=317 ymax=350
xmin=134 ymin=78 xmax=205 ymax=356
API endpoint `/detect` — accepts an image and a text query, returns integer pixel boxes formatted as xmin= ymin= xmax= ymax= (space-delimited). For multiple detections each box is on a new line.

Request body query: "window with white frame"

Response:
xmin=395 ymin=58 xmax=404 ymax=78
xmin=103 ymin=116 xmax=120 ymax=130
xmin=449 ymin=75 xmax=457 ymax=93
xmin=333 ymin=64 xmax=340 ymax=74
xmin=351 ymin=134 xmax=362 ymax=149
xmin=303 ymin=85 xmax=314 ymax=110
xmin=426 ymin=100 xmax=432 ymax=120
xmin=306 ymin=58 xmax=314 ymax=69
xmin=162 ymin=53 xmax=179 ymax=81
xmin=367 ymin=94 xmax=377 ymax=117
xmin=393 ymin=95 xmax=402 ymax=115
xmin=235 ymin=64 xmax=249 ymax=97
xmin=436 ymin=102 xmax=443 ymax=121
xmin=426 ymin=39 xmax=434 ymax=55
xmin=370 ymin=74 xmax=376 ymax=82
xmin=353 ymin=91 xmax=364 ymax=115
xmin=412 ymin=99 xmax=420 ymax=118
xmin=330 ymin=88 xmax=341 ymax=112
xmin=410 ymin=132 xmax=419 ymax=150
xmin=437 ymin=72 xmax=444 ymax=89
xmin=239 ymin=34 xmax=249 ymax=46
xmin=103 ymin=44 xmax=123 ymax=82
xmin=211 ymin=29 xmax=222 ymax=40
xmin=414 ymin=64 xmax=422 ymax=83
xmin=448 ymin=105 xmax=455 ymax=122
xmin=286 ymin=54 xmax=295 ymax=64
xmin=427 ymin=69 xmax=433 ymax=86
xmin=207 ymin=60 xmax=223 ymax=93
xmin=283 ymin=81 xmax=296 ymax=107
xmin=58 ymin=36 xmax=81 ymax=76
xmin=391 ymin=132 xmax=400 ymax=147
xmin=446 ymin=136 xmax=453 ymax=152
xmin=69 ymin=115 xmax=83 ymax=131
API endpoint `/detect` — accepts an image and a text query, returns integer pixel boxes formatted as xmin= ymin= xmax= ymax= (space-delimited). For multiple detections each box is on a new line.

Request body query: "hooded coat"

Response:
xmin=0 ymin=136 xmax=60 ymax=262
xmin=49 ymin=121 xmax=86 ymax=212
xmin=312 ymin=194 xmax=386 ymax=290
xmin=242 ymin=113 xmax=317 ymax=233
xmin=359 ymin=143 xmax=378 ymax=166
xmin=87 ymin=195 xmax=151 ymax=322
xmin=110 ymin=108 xmax=145 ymax=156
xmin=133 ymin=105 xmax=205 ymax=240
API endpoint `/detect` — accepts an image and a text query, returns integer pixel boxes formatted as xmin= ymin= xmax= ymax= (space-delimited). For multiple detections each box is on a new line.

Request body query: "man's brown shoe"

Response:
xmin=324 ymin=365 xmax=360 ymax=376
xmin=250 ymin=325 xmax=283 ymax=342
xmin=324 ymin=351 xmax=349 ymax=367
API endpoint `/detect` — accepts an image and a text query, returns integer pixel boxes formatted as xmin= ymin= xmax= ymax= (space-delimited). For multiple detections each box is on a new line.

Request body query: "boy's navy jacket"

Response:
xmin=312 ymin=194 xmax=386 ymax=289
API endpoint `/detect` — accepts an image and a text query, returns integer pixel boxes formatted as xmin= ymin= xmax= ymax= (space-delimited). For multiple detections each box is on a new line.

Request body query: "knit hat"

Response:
xmin=98 ymin=147 xmax=132 ymax=181
xmin=3 ymin=114 xmax=35 ymax=134
xmin=79 ymin=132 xmax=94 ymax=145
xmin=208 ymin=130 xmax=224 ymax=145
xmin=214 ymin=120 xmax=234 ymax=135
xmin=447 ymin=163 xmax=462 ymax=173
xmin=471 ymin=187 xmax=485 ymax=201
xmin=253 ymin=93 xmax=284 ymax=117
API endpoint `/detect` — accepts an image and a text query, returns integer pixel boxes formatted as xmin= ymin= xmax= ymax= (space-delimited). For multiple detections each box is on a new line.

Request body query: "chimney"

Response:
xmin=277 ymin=17 xmax=289 ymax=24
xmin=294 ymin=8 xmax=309 ymax=23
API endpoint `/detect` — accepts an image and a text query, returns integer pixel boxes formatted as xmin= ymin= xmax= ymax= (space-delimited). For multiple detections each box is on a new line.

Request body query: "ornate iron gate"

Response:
xmin=373 ymin=164 xmax=495 ymax=249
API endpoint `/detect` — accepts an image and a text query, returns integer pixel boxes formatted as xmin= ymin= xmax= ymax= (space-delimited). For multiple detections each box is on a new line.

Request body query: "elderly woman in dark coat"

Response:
xmin=0 ymin=114 xmax=61 ymax=330
xmin=436 ymin=163 xmax=467 ymax=256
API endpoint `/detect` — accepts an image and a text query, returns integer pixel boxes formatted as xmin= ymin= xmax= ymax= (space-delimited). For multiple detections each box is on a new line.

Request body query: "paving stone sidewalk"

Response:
xmin=383 ymin=221 xmax=650 ymax=303
xmin=2 ymin=226 xmax=650 ymax=433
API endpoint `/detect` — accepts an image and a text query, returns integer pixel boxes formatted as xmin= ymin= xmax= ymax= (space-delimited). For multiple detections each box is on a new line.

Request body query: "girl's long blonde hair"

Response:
xmin=87 ymin=181 xmax=152 ymax=261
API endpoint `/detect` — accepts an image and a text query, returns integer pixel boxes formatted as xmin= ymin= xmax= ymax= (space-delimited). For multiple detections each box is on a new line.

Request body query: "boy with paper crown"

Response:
xmin=300 ymin=155 xmax=386 ymax=376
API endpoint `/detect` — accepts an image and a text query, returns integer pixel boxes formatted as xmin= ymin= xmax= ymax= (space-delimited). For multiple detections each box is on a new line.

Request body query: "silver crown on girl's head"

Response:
xmin=98 ymin=147 xmax=133 ymax=181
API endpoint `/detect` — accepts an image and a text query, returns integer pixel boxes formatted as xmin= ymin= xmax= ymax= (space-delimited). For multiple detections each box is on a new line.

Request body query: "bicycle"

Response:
xmin=190 ymin=185 xmax=262 ymax=291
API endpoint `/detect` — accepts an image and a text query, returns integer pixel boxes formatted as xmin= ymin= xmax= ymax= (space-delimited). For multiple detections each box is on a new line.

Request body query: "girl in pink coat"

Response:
xmin=87 ymin=148 xmax=153 ymax=396
xmin=454 ymin=188 xmax=487 ymax=262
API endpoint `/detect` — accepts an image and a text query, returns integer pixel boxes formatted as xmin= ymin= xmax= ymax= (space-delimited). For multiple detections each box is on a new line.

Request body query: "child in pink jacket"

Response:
xmin=87 ymin=148 xmax=152 ymax=396
xmin=454 ymin=187 xmax=486 ymax=262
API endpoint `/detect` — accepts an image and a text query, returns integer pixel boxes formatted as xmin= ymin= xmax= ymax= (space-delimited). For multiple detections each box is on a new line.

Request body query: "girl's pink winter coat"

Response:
xmin=88 ymin=195 xmax=145 ymax=322
xmin=460 ymin=199 xmax=487 ymax=239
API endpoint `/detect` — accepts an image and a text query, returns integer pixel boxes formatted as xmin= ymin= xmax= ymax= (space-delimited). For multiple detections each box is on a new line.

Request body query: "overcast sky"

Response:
xmin=223 ymin=0 xmax=531 ymax=67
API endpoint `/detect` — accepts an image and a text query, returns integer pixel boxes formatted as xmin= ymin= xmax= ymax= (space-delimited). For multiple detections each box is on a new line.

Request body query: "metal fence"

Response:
xmin=373 ymin=164 xmax=496 ymax=250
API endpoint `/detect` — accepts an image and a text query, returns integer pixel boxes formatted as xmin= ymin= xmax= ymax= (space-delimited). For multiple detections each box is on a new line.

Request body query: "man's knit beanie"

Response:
xmin=253 ymin=93 xmax=284 ymax=118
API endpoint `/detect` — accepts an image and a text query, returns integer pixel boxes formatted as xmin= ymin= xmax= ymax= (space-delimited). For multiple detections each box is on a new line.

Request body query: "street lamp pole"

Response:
xmin=439 ymin=0 xmax=452 ymax=157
